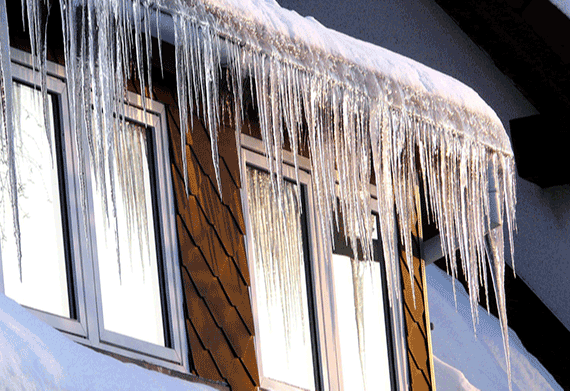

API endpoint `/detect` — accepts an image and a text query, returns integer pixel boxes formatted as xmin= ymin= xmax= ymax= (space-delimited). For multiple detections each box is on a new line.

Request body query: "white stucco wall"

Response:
xmin=277 ymin=0 xmax=570 ymax=331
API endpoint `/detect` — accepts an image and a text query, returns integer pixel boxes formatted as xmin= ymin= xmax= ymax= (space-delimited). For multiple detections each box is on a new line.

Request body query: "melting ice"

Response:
xmin=1 ymin=0 xmax=517 ymax=389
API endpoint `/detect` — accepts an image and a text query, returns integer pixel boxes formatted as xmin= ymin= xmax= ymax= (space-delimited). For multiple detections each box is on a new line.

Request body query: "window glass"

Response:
xmin=0 ymin=81 xmax=71 ymax=318
xmin=91 ymin=121 xmax=165 ymax=346
xmin=332 ymin=254 xmax=392 ymax=390
xmin=246 ymin=166 xmax=316 ymax=391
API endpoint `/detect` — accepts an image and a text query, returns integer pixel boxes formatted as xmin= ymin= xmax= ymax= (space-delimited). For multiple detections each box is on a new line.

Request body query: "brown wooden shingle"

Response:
xmin=148 ymin=62 xmax=259 ymax=391
xmin=178 ymin=213 xmax=253 ymax=332
xmin=220 ymin=157 xmax=246 ymax=235
xmin=401 ymin=255 xmax=428 ymax=336
xmin=239 ymin=337 xmax=260 ymax=386
xmin=186 ymin=319 xmax=225 ymax=382
xmin=404 ymin=306 xmax=429 ymax=371
xmin=218 ymin=124 xmax=241 ymax=188
xmin=223 ymin=258 xmax=254 ymax=332
xmin=408 ymin=351 xmax=431 ymax=391
xmin=399 ymin=212 xmax=435 ymax=390
xmin=187 ymin=116 xmax=219 ymax=192
xmin=181 ymin=268 xmax=257 ymax=391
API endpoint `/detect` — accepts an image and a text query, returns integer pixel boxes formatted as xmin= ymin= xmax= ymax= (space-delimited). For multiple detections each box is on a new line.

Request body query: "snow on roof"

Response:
xmin=168 ymin=0 xmax=512 ymax=155
xmin=0 ymin=293 xmax=216 ymax=391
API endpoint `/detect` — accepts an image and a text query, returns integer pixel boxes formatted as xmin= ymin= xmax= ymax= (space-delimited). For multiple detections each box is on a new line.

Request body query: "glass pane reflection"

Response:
xmin=91 ymin=122 xmax=166 ymax=346
xmin=0 ymin=82 xmax=71 ymax=318
xmin=246 ymin=167 xmax=316 ymax=391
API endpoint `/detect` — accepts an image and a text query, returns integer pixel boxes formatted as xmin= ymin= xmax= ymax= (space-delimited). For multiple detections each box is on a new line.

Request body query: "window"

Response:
xmin=1 ymin=78 xmax=71 ymax=319
xmin=244 ymin=162 xmax=322 ymax=391
xmin=0 ymin=49 xmax=187 ymax=371
xmin=241 ymin=135 xmax=403 ymax=391
xmin=331 ymin=214 xmax=395 ymax=390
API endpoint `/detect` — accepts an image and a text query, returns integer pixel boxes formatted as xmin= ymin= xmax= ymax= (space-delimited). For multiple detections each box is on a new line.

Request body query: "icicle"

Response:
xmin=351 ymin=258 xmax=367 ymax=390
xmin=56 ymin=0 xmax=158 ymax=281
xmin=155 ymin=7 xmax=164 ymax=79
xmin=10 ymin=0 xmax=517 ymax=388
xmin=17 ymin=0 xmax=55 ymax=206
xmin=487 ymin=228 xmax=512 ymax=391
xmin=173 ymin=14 xmax=191 ymax=194
xmin=246 ymin=167 xmax=314 ymax=390
xmin=227 ymin=40 xmax=243 ymax=170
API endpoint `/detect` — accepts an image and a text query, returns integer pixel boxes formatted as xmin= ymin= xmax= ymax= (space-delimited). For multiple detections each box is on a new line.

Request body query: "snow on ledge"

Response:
xmin=0 ymin=293 xmax=216 ymax=391
xmin=433 ymin=355 xmax=480 ymax=391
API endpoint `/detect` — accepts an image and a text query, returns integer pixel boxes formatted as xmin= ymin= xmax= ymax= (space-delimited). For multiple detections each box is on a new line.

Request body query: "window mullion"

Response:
xmin=57 ymin=85 xmax=89 ymax=338
xmin=74 ymin=115 xmax=105 ymax=347
xmin=303 ymin=179 xmax=340 ymax=391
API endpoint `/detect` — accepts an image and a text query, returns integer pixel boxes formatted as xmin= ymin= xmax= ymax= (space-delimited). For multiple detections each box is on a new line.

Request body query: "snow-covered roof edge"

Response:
xmin=164 ymin=0 xmax=513 ymax=156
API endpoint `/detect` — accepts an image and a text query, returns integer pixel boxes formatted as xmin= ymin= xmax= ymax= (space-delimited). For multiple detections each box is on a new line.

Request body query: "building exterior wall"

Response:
xmin=130 ymin=60 xmax=436 ymax=389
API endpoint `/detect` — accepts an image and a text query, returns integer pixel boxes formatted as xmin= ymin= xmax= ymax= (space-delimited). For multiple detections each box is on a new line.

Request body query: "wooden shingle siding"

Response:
xmin=151 ymin=72 xmax=259 ymax=391
xmin=399 ymin=212 xmax=436 ymax=391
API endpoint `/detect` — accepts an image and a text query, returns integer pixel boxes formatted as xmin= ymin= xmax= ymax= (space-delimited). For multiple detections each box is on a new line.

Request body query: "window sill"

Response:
xmin=83 ymin=344 xmax=230 ymax=391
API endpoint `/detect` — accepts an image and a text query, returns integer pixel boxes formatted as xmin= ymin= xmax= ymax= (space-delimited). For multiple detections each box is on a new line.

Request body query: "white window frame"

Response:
xmin=0 ymin=47 xmax=189 ymax=373
xmin=2 ymin=49 xmax=90 ymax=340
xmin=241 ymin=142 xmax=331 ymax=391
xmin=240 ymin=134 xmax=408 ymax=391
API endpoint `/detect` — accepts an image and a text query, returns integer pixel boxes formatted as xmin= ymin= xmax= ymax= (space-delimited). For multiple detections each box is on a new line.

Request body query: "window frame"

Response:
xmin=240 ymin=133 xmax=408 ymax=391
xmin=0 ymin=47 xmax=189 ymax=373
xmin=84 ymin=91 xmax=187 ymax=366
xmin=2 ymin=49 xmax=90 ymax=339
xmin=241 ymin=142 xmax=331 ymax=391
xmin=328 ymin=212 xmax=398 ymax=390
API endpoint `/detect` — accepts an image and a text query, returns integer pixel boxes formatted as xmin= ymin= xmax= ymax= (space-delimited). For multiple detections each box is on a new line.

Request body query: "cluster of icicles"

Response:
xmin=1 ymin=0 xmax=517 ymax=388
xmin=246 ymin=167 xmax=316 ymax=388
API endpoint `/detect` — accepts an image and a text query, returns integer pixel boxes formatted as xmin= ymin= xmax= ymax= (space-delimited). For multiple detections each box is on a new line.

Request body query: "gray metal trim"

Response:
xmin=10 ymin=48 xmax=66 ymax=80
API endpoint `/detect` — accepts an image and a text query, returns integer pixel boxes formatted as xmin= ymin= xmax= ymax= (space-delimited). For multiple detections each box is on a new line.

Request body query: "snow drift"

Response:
xmin=0 ymin=292 xmax=215 ymax=391
xmin=428 ymin=265 xmax=561 ymax=391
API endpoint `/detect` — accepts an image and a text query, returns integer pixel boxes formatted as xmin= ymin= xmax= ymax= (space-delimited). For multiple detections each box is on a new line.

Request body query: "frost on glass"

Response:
xmin=92 ymin=121 xmax=165 ymax=347
xmin=333 ymin=254 xmax=392 ymax=391
xmin=0 ymin=82 xmax=70 ymax=318
xmin=246 ymin=167 xmax=315 ymax=391
xmin=10 ymin=0 xmax=518 ymax=387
